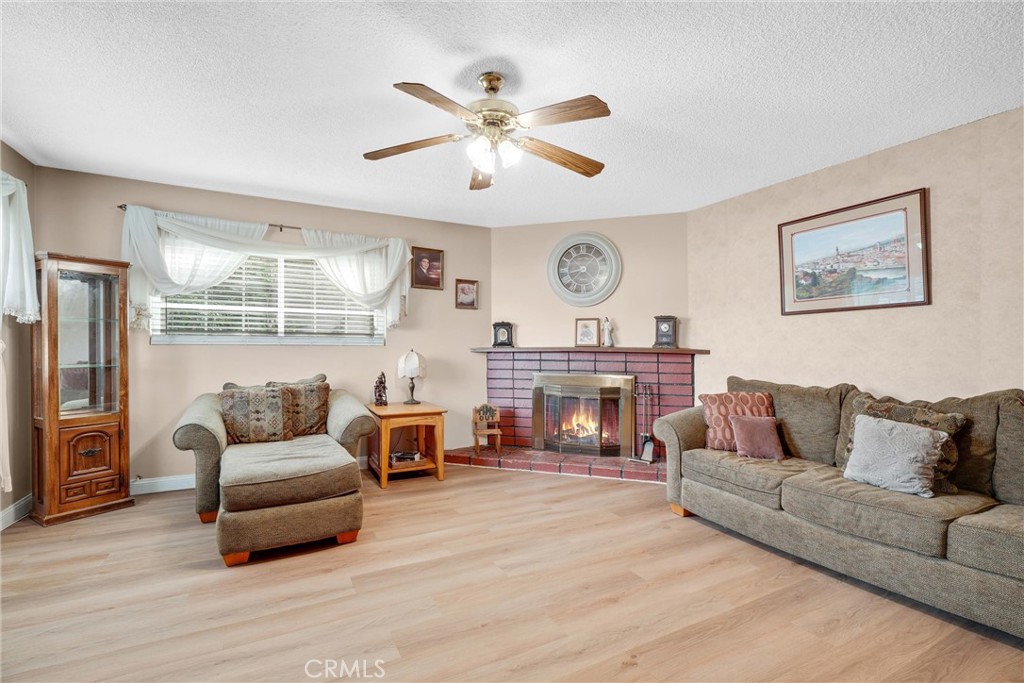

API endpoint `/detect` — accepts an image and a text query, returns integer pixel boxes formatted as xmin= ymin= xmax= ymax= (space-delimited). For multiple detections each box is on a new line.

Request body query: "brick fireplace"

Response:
xmin=474 ymin=346 xmax=708 ymax=459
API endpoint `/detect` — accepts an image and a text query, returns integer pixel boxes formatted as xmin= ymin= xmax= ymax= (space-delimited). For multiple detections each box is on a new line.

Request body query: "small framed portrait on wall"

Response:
xmin=411 ymin=246 xmax=444 ymax=290
xmin=455 ymin=279 xmax=479 ymax=309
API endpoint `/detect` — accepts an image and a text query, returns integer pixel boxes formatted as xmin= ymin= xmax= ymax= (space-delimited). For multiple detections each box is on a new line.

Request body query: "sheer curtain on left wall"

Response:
xmin=1 ymin=171 xmax=40 ymax=493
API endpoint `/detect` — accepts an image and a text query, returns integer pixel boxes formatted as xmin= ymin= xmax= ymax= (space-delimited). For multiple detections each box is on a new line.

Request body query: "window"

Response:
xmin=150 ymin=255 xmax=384 ymax=345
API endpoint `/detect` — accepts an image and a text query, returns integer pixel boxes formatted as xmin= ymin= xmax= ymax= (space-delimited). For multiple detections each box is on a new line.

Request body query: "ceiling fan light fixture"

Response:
xmin=466 ymin=135 xmax=495 ymax=174
xmin=497 ymin=138 xmax=523 ymax=168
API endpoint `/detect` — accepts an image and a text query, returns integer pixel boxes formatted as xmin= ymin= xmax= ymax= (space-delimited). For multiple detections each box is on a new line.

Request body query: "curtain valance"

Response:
xmin=121 ymin=205 xmax=411 ymax=329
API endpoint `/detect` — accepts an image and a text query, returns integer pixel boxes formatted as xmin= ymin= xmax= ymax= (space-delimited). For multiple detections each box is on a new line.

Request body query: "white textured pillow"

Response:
xmin=844 ymin=415 xmax=948 ymax=497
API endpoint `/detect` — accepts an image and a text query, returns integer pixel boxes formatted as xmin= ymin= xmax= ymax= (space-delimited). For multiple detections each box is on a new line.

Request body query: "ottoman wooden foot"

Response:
xmin=222 ymin=551 xmax=250 ymax=567
xmin=336 ymin=530 xmax=359 ymax=545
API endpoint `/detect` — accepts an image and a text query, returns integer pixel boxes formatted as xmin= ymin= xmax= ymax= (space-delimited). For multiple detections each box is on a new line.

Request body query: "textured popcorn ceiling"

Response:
xmin=2 ymin=3 xmax=1021 ymax=228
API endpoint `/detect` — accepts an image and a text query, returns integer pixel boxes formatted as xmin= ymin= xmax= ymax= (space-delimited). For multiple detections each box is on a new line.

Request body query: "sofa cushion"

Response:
xmin=844 ymin=415 xmax=948 ymax=498
xmin=730 ymin=415 xmax=785 ymax=460
xmin=219 ymin=434 xmax=361 ymax=512
xmin=917 ymin=389 xmax=1024 ymax=496
xmin=947 ymin=505 xmax=1024 ymax=581
xmin=220 ymin=386 xmax=294 ymax=444
xmin=728 ymin=377 xmax=857 ymax=464
xmin=782 ymin=466 xmax=997 ymax=557
xmin=682 ymin=448 xmax=826 ymax=509
xmin=698 ymin=391 xmax=775 ymax=451
xmin=993 ymin=395 xmax=1024 ymax=505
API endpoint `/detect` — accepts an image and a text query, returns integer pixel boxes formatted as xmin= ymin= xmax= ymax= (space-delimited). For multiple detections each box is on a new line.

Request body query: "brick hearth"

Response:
xmin=446 ymin=446 xmax=667 ymax=483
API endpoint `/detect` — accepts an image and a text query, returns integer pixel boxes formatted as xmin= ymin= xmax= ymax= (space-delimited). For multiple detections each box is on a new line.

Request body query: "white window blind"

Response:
xmin=150 ymin=256 xmax=383 ymax=345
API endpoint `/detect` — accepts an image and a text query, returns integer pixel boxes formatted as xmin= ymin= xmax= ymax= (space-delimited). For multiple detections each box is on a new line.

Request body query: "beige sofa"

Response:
xmin=173 ymin=387 xmax=377 ymax=565
xmin=653 ymin=377 xmax=1024 ymax=638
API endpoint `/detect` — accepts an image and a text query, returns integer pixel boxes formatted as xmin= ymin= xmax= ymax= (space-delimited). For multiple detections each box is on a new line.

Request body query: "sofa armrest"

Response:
xmin=172 ymin=393 xmax=227 ymax=516
xmin=653 ymin=406 xmax=707 ymax=506
xmin=327 ymin=389 xmax=377 ymax=454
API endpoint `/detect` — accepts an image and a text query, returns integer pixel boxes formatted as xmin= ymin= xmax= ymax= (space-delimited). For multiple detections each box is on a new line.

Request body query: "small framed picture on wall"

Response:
xmin=411 ymin=246 xmax=444 ymax=290
xmin=575 ymin=318 xmax=600 ymax=347
xmin=455 ymin=279 xmax=479 ymax=309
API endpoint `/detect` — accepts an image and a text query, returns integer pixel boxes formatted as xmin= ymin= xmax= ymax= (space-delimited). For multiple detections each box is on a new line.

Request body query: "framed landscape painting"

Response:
xmin=778 ymin=189 xmax=930 ymax=315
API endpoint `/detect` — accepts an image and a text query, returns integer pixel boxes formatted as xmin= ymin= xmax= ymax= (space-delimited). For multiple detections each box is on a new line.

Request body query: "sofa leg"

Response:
xmin=222 ymin=551 xmax=250 ymax=566
xmin=336 ymin=530 xmax=359 ymax=545
xmin=670 ymin=503 xmax=693 ymax=517
xmin=199 ymin=511 xmax=218 ymax=524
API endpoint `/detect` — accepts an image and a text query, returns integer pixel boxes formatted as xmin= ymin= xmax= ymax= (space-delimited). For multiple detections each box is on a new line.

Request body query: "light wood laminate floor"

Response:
xmin=2 ymin=466 xmax=1021 ymax=682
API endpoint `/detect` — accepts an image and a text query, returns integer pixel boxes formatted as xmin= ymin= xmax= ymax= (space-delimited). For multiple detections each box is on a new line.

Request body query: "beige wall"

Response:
xmin=686 ymin=109 xmax=1023 ymax=398
xmin=492 ymin=109 xmax=1024 ymax=400
xmin=22 ymin=169 xmax=492 ymax=480
xmin=491 ymin=213 xmax=689 ymax=349
xmin=1 ymin=143 xmax=37 ymax=510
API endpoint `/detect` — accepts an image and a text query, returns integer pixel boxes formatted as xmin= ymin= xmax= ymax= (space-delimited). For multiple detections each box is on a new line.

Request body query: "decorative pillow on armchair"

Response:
xmin=280 ymin=382 xmax=330 ymax=436
xmin=220 ymin=386 xmax=294 ymax=444
xmin=698 ymin=391 xmax=775 ymax=451
xmin=845 ymin=398 xmax=966 ymax=494
xmin=844 ymin=415 xmax=948 ymax=497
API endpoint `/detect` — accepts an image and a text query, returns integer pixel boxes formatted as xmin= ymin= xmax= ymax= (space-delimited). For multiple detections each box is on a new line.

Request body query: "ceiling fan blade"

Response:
xmin=519 ymin=137 xmax=605 ymax=177
xmin=394 ymin=82 xmax=480 ymax=123
xmin=515 ymin=95 xmax=610 ymax=129
xmin=363 ymin=134 xmax=463 ymax=161
xmin=469 ymin=167 xmax=493 ymax=191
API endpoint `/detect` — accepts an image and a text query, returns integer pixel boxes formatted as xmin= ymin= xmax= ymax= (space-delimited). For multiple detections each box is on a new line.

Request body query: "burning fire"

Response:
xmin=561 ymin=404 xmax=607 ymax=442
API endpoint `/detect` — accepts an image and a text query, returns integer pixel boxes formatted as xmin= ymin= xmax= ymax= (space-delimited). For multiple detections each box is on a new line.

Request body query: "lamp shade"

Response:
xmin=397 ymin=349 xmax=425 ymax=379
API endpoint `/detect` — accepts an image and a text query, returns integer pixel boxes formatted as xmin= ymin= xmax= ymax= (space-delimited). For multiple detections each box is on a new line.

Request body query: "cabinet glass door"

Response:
xmin=58 ymin=270 xmax=119 ymax=414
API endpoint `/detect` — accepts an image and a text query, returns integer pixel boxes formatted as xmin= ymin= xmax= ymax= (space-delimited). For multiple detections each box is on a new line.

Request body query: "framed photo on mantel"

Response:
xmin=778 ymin=188 xmax=930 ymax=315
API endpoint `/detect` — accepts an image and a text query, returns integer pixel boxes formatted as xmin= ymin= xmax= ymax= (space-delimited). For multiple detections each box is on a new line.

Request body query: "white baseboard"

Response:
xmin=1 ymin=494 xmax=33 ymax=530
xmin=130 ymin=474 xmax=196 ymax=496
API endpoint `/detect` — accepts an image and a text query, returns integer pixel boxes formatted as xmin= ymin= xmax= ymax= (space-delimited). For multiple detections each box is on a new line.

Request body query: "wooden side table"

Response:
xmin=367 ymin=402 xmax=447 ymax=489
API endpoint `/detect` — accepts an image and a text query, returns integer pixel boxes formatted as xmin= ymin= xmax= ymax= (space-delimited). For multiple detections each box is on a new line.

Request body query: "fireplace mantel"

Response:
xmin=471 ymin=346 xmax=710 ymax=355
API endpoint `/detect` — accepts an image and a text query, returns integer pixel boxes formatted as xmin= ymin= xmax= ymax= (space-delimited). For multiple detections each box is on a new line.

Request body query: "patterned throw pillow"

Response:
xmin=844 ymin=415 xmax=948 ymax=497
xmin=280 ymin=382 xmax=330 ymax=437
xmin=698 ymin=391 xmax=775 ymax=451
xmin=220 ymin=387 xmax=294 ymax=444
xmin=845 ymin=399 xmax=966 ymax=494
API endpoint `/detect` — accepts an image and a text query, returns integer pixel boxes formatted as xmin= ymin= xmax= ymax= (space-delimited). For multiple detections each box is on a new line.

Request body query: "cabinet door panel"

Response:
xmin=60 ymin=425 xmax=119 ymax=481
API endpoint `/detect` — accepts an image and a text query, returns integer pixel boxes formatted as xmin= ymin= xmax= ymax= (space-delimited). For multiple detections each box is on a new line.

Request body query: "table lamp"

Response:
xmin=397 ymin=349 xmax=426 ymax=404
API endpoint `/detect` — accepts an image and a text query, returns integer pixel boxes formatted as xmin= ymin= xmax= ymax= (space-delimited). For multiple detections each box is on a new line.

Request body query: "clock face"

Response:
xmin=660 ymin=322 xmax=671 ymax=332
xmin=547 ymin=232 xmax=622 ymax=307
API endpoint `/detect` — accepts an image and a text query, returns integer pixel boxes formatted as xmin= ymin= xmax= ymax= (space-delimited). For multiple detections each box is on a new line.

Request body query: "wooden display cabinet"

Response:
xmin=31 ymin=253 xmax=134 ymax=525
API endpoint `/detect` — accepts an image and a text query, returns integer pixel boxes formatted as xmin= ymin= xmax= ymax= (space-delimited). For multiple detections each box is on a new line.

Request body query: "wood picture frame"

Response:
xmin=574 ymin=318 xmax=600 ymax=347
xmin=778 ymin=188 xmax=930 ymax=315
xmin=411 ymin=246 xmax=444 ymax=290
xmin=455 ymin=279 xmax=479 ymax=310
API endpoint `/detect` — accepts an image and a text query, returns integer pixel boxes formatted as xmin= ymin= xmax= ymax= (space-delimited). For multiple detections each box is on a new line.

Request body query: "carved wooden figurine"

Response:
xmin=373 ymin=372 xmax=388 ymax=406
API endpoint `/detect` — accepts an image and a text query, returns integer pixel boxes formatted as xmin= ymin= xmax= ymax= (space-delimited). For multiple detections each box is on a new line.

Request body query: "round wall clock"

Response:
xmin=546 ymin=232 xmax=622 ymax=307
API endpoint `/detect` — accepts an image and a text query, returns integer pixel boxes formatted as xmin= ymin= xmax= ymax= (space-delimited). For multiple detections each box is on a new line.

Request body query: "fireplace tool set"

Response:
xmin=632 ymin=383 xmax=656 ymax=464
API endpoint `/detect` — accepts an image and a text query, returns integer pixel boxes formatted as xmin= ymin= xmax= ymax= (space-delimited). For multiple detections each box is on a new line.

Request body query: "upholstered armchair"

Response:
xmin=173 ymin=386 xmax=377 ymax=565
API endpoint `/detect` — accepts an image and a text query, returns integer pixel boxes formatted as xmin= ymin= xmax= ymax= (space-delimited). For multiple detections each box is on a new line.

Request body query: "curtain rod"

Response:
xmin=116 ymin=203 xmax=302 ymax=232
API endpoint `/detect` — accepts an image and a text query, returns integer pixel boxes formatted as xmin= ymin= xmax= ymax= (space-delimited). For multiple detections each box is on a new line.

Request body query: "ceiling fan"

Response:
xmin=363 ymin=72 xmax=610 ymax=190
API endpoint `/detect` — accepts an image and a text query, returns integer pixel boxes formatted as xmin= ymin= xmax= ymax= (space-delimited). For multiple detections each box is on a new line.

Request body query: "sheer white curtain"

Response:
xmin=1 ymin=171 xmax=38 ymax=493
xmin=121 ymin=205 xmax=412 ymax=329
xmin=302 ymin=229 xmax=411 ymax=329
xmin=122 ymin=205 xmax=268 ymax=328
xmin=1 ymin=172 xmax=40 ymax=324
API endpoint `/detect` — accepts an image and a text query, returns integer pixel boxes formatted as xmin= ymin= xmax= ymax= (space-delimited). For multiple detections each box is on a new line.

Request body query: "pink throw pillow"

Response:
xmin=698 ymin=391 xmax=775 ymax=451
xmin=729 ymin=415 xmax=785 ymax=460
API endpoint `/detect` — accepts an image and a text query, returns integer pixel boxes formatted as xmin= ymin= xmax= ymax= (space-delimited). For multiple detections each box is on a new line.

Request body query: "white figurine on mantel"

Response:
xmin=601 ymin=317 xmax=614 ymax=347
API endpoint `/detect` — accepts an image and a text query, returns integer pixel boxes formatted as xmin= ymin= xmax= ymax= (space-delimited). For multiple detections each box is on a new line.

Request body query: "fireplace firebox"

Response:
xmin=532 ymin=374 xmax=635 ymax=457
